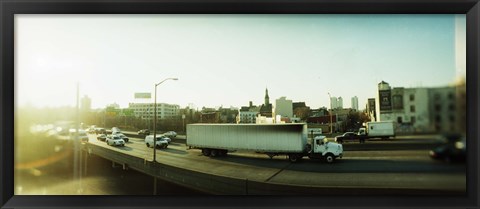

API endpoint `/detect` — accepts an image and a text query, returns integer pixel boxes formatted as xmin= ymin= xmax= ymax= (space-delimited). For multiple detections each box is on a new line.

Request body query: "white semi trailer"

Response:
xmin=186 ymin=123 xmax=343 ymax=163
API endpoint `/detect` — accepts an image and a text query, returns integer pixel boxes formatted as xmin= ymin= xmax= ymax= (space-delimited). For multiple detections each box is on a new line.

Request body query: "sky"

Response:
xmin=16 ymin=14 xmax=466 ymax=110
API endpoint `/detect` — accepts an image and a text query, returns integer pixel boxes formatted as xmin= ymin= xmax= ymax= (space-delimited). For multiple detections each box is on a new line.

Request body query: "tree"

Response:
xmin=293 ymin=107 xmax=311 ymax=121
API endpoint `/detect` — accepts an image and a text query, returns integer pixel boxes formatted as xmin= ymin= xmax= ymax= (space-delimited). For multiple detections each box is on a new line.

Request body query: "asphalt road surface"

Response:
xmin=86 ymin=133 xmax=466 ymax=194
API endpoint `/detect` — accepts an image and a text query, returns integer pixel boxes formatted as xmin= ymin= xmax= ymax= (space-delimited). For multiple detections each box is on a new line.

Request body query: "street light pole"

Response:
xmin=328 ymin=92 xmax=333 ymax=134
xmin=153 ymin=77 xmax=178 ymax=163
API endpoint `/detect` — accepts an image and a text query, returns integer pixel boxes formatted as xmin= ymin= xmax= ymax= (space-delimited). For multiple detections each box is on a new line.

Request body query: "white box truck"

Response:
xmin=186 ymin=123 xmax=343 ymax=163
xmin=358 ymin=121 xmax=395 ymax=140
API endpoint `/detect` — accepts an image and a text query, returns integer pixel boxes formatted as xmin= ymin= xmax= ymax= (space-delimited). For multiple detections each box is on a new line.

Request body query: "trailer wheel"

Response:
xmin=211 ymin=149 xmax=218 ymax=157
xmin=202 ymin=149 xmax=211 ymax=156
xmin=324 ymin=153 xmax=335 ymax=164
xmin=219 ymin=150 xmax=228 ymax=156
xmin=288 ymin=154 xmax=301 ymax=163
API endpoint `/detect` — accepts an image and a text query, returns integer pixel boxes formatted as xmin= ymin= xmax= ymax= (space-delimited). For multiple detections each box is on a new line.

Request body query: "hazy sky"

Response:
xmin=16 ymin=14 xmax=466 ymax=110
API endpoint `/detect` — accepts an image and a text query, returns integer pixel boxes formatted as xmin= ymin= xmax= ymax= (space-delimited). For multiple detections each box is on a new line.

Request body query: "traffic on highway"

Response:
xmin=82 ymin=125 xmax=466 ymax=195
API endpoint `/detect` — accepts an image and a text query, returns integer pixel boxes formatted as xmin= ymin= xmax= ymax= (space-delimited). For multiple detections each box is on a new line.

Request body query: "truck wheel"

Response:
xmin=202 ymin=149 xmax=211 ymax=156
xmin=324 ymin=153 xmax=335 ymax=164
xmin=219 ymin=150 xmax=228 ymax=156
xmin=288 ymin=154 xmax=301 ymax=163
xmin=211 ymin=149 xmax=218 ymax=157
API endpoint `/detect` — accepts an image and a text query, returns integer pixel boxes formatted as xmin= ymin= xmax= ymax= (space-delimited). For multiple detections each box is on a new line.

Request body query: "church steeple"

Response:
xmin=264 ymin=88 xmax=270 ymax=106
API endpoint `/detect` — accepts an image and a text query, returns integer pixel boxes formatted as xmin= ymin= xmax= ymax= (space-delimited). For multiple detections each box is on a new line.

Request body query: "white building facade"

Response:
xmin=238 ymin=111 xmax=258 ymax=124
xmin=129 ymin=103 xmax=180 ymax=120
xmin=376 ymin=81 xmax=463 ymax=133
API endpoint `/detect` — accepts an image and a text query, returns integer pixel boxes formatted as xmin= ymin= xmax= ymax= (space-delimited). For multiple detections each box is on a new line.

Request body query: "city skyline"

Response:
xmin=16 ymin=14 xmax=466 ymax=110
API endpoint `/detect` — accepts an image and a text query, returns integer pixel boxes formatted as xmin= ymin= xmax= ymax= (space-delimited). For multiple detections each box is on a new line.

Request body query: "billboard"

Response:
xmin=134 ymin=93 xmax=151 ymax=99
xmin=378 ymin=90 xmax=392 ymax=111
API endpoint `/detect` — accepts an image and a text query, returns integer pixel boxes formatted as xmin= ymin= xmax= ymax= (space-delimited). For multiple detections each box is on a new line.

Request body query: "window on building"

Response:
xmin=435 ymin=104 xmax=441 ymax=112
xmin=435 ymin=115 xmax=441 ymax=123
xmin=449 ymin=115 xmax=455 ymax=123
xmin=410 ymin=105 xmax=415 ymax=112
xmin=448 ymin=93 xmax=454 ymax=100
xmin=411 ymin=116 xmax=416 ymax=124
xmin=392 ymin=95 xmax=403 ymax=110
xmin=449 ymin=104 xmax=455 ymax=111
xmin=410 ymin=94 xmax=415 ymax=101
xmin=397 ymin=117 xmax=403 ymax=123
xmin=434 ymin=93 xmax=441 ymax=101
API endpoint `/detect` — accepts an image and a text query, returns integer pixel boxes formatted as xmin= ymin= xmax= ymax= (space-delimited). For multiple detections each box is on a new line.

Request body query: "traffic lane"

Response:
xmin=89 ymin=134 xmax=464 ymax=175
xmin=128 ymin=133 xmax=444 ymax=150
xmin=87 ymin=134 xmax=466 ymax=192
xmin=89 ymin=134 xmax=288 ymax=182
xmin=267 ymin=171 xmax=466 ymax=192
xmin=137 ymin=144 xmax=466 ymax=193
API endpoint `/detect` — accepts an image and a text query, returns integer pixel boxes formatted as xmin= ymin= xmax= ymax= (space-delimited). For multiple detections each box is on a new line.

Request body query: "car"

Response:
xmin=97 ymin=134 xmax=107 ymax=141
xmin=138 ymin=129 xmax=150 ymax=135
xmin=334 ymin=132 xmax=364 ymax=144
xmin=69 ymin=129 xmax=89 ymax=142
xmin=145 ymin=135 xmax=169 ymax=149
xmin=160 ymin=135 xmax=171 ymax=144
xmin=106 ymin=135 xmax=125 ymax=147
xmin=95 ymin=128 xmax=106 ymax=135
xmin=114 ymin=133 xmax=129 ymax=143
xmin=430 ymin=136 xmax=466 ymax=163
xmin=111 ymin=127 xmax=122 ymax=135
xmin=164 ymin=131 xmax=177 ymax=138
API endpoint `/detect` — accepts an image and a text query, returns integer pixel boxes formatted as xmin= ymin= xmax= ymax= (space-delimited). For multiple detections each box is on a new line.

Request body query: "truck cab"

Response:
xmin=309 ymin=136 xmax=343 ymax=163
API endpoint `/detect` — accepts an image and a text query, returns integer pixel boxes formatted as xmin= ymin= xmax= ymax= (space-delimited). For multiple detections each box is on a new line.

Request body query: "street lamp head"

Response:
xmin=156 ymin=77 xmax=179 ymax=86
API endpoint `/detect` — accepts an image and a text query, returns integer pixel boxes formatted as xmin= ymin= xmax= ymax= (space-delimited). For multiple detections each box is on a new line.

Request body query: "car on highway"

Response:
xmin=164 ymin=131 xmax=177 ymax=138
xmin=430 ymin=135 xmax=466 ymax=163
xmin=334 ymin=132 xmax=365 ymax=143
xmin=95 ymin=128 xmax=106 ymax=135
xmin=112 ymin=127 xmax=122 ymax=135
xmin=138 ymin=129 xmax=150 ymax=135
xmin=145 ymin=135 xmax=169 ymax=149
xmin=160 ymin=135 xmax=171 ymax=144
xmin=69 ymin=129 xmax=89 ymax=142
xmin=114 ymin=133 xmax=129 ymax=143
xmin=97 ymin=134 xmax=107 ymax=141
xmin=106 ymin=135 xmax=125 ymax=147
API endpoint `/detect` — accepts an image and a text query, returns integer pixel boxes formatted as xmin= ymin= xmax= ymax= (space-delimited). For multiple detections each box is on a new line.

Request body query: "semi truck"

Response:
xmin=186 ymin=123 xmax=343 ymax=163
xmin=358 ymin=121 xmax=395 ymax=140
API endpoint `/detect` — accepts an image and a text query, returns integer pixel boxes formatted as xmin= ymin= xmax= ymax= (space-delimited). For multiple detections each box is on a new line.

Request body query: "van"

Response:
xmin=144 ymin=135 xmax=169 ymax=149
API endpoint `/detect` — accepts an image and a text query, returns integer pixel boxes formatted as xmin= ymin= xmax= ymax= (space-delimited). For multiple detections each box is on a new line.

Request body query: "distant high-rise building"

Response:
xmin=338 ymin=97 xmax=343 ymax=109
xmin=351 ymin=96 xmax=359 ymax=110
xmin=330 ymin=96 xmax=344 ymax=109
xmin=275 ymin=97 xmax=293 ymax=118
xmin=330 ymin=97 xmax=337 ymax=110
xmin=81 ymin=95 xmax=91 ymax=112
